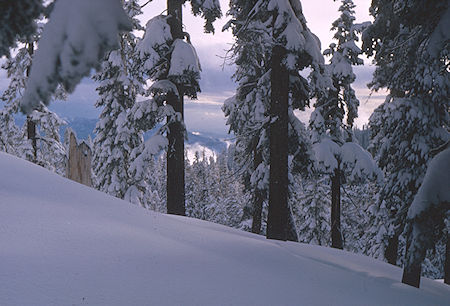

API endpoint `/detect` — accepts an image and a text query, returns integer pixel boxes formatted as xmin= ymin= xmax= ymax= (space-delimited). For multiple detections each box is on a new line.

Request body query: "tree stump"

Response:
xmin=66 ymin=131 xmax=92 ymax=187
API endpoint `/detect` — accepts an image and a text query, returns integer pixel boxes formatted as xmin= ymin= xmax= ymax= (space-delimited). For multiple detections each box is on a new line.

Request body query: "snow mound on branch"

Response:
xmin=137 ymin=15 xmax=172 ymax=71
xmin=0 ymin=152 xmax=449 ymax=305
xmin=168 ymin=39 xmax=201 ymax=77
xmin=408 ymin=147 xmax=450 ymax=219
xmin=150 ymin=80 xmax=179 ymax=97
xmin=313 ymin=138 xmax=382 ymax=182
xmin=20 ymin=0 xmax=131 ymax=114
xmin=341 ymin=142 xmax=383 ymax=182
xmin=312 ymin=138 xmax=340 ymax=171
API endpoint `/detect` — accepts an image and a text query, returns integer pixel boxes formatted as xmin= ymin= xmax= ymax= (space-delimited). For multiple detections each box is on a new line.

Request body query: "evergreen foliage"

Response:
xmin=309 ymin=0 xmax=378 ymax=250
xmin=223 ymin=0 xmax=321 ymax=237
xmin=0 ymin=0 xmax=43 ymax=56
xmin=363 ymin=1 xmax=449 ymax=281
xmin=1 ymin=19 xmax=66 ymax=175
xmin=93 ymin=0 xmax=145 ymax=203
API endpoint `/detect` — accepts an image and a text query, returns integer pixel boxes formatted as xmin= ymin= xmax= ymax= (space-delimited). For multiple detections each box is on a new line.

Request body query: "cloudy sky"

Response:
xmin=0 ymin=0 xmax=385 ymax=136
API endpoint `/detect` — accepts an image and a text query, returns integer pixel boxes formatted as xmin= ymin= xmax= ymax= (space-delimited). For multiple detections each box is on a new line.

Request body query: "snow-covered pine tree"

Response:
xmin=292 ymin=175 xmax=331 ymax=245
xmin=0 ymin=45 xmax=32 ymax=157
xmin=309 ymin=0 xmax=375 ymax=249
xmin=402 ymin=145 xmax=450 ymax=287
xmin=93 ymin=0 xmax=146 ymax=204
xmin=340 ymin=181 xmax=374 ymax=253
xmin=29 ymin=106 xmax=67 ymax=175
xmin=207 ymin=150 xmax=246 ymax=228
xmin=223 ymin=0 xmax=321 ymax=240
xmin=186 ymin=151 xmax=210 ymax=219
xmin=223 ymin=0 xmax=263 ymax=234
xmin=166 ymin=0 xmax=221 ymax=216
xmin=146 ymin=153 xmax=167 ymax=213
xmin=362 ymin=0 xmax=449 ymax=279
xmin=1 ymin=18 xmax=67 ymax=174
xmin=184 ymin=148 xmax=246 ymax=228
xmin=130 ymin=0 xmax=221 ymax=216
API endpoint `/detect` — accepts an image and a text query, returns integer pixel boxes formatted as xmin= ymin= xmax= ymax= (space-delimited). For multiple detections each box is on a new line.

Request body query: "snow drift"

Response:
xmin=0 ymin=152 xmax=449 ymax=305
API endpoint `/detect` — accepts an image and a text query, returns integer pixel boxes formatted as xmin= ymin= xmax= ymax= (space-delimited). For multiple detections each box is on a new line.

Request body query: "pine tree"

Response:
xmin=207 ymin=150 xmax=246 ymax=228
xmin=341 ymin=182 xmax=372 ymax=253
xmin=293 ymin=175 xmax=331 ymax=246
xmin=362 ymin=0 xmax=449 ymax=283
xmin=1 ymin=19 xmax=66 ymax=174
xmin=186 ymin=151 xmax=210 ymax=219
xmin=224 ymin=0 xmax=322 ymax=241
xmin=309 ymin=0 xmax=374 ymax=249
xmin=93 ymin=0 xmax=145 ymax=204
xmin=130 ymin=0 xmax=221 ymax=216
xmin=401 ymin=146 xmax=449 ymax=287
xmin=0 ymin=45 xmax=32 ymax=157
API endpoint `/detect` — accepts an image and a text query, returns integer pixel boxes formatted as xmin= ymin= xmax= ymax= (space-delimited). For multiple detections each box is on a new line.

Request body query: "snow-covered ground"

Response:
xmin=0 ymin=152 xmax=449 ymax=306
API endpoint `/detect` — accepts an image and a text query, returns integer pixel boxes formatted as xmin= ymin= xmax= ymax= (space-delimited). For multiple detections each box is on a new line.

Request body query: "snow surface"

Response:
xmin=1 ymin=152 xmax=449 ymax=306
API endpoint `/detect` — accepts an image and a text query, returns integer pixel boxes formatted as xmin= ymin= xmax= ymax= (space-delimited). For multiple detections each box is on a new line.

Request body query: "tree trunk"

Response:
xmin=331 ymin=166 xmax=343 ymax=249
xmin=26 ymin=117 xmax=37 ymax=163
xmin=66 ymin=130 xmax=92 ymax=187
xmin=402 ymin=225 xmax=424 ymax=288
xmin=166 ymin=0 xmax=185 ymax=216
xmin=267 ymin=45 xmax=289 ymax=241
xmin=445 ymin=234 xmax=450 ymax=285
xmin=26 ymin=42 xmax=37 ymax=163
xmin=251 ymin=149 xmax=264 ymax=234
xmin=385 ymin=234 xmax=399 ymax=265
xmin=402 ymin=259 xmax=421 ymax=288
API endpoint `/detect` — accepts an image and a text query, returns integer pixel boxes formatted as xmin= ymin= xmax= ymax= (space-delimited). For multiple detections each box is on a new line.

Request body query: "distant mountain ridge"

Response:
xmin=62 ymin=117 xmax=228 ymax=154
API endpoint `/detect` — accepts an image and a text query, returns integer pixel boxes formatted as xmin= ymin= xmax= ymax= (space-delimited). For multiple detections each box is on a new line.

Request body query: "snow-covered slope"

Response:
xmin=0 ymin=152 xmax=449 ymax=306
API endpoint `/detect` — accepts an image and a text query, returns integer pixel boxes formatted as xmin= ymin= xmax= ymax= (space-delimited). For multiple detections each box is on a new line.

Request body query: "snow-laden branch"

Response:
xmin=21 ymin=0 xmax=132 ymax=114
xmin=312 ymin=137 xmax=383 ymax=183
xmin=407 ymin=146 xmax=450 ymax=220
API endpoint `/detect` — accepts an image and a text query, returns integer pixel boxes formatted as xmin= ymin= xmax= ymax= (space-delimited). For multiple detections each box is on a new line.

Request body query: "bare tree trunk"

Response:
xmin=251 ymin=150 xmax=264 ymax=234
xmin=267 ymin=45 xmax=289 ymax=241
xmin=402 ymin=261 xmax=421 ymax=288
xmin=402 ymin=224 xmax=425 ymax=288
xmin=385 ymin=234 xmax=399 ymax=265
xmin=166 ymin=0 xmax=185 ymax=216
xmin=331 ymin=166 xmax=343 ymax=249
xmin=445 ymin=234 xmax=450 ymax=285
xmin=26 ymin=117 xmax=37 ymax=163
xmin=26 ymin=42 xmax=37 ymax=163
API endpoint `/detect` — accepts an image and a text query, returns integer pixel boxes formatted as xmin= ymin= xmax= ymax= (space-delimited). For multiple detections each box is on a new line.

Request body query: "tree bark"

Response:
xmin=401 ymin=225 xmax=424 ymax=288
xmin=166 ymin=0 xmax=185 ymax=216
xmin=66 ymin=131 xmax=92 ymax=187
xmin=26 ymin=117 xmax=37 ymax=163
xmin=267 ymin=45 xmax=289 ymax=241
xmin=331 ymin=166 xmax=343 ymax=249
xmin=402 ymin=259 xmax=421 ymax=288
xmin=251 ymin=149 xmax=264 ymax=234
xmin=385 ymin=234 xmax=399 ymax=265
xmin=445 ymin=234 xmax=450 ymax=285
xmin=26 ymin=42 xmax=37 ymax=163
